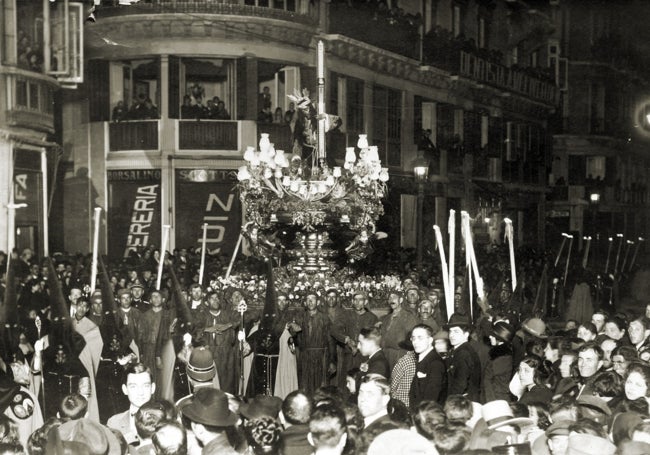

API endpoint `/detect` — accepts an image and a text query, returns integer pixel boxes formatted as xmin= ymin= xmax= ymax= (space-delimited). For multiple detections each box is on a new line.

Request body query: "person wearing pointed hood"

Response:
xmin=246 ymin=262 xmax=299 ymax=397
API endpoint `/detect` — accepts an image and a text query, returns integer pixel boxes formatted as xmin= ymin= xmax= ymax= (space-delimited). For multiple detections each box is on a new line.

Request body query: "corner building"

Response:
xmin=59 ymin=0 xmax=558 ymax=257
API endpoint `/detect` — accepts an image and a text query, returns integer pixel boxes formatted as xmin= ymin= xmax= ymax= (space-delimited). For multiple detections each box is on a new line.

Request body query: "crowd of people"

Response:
xmin=181 ymin=95 xmax=230 ymax=121
xmin=112 ymin=95 xmax=160 ymax=122
xmin=0 ymin=242 xmax=648 ymax=454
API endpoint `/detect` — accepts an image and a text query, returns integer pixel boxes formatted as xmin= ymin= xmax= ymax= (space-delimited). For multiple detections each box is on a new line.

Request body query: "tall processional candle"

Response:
xmin=461 ymin=211 xmax=472 ymax=310
xmin=198 ymin=223 xmax=208 ymax=286
xmin=621 ymin=240 xmax=634 ymax=272
xmin=448 ymin=210 xmax=456 ymax=299
xmin=582 ymin=236 xmax=591 ymax=269
xmin=563 ymin=234 xmax=573 ymax=286
xmin=90 ymin=207 xmax=102 ymax=293
xmin=462 ymin=211 xmax=485 ymax=301
xmin=613 ymin=233 xmax=624 ymax=274
xmin=156 ymin=225 xmax=170 ymax=291
xmin=434 ymin=225 xmax=453 ymax=320
xmin=629 ymin=237 xmax=645 ymax=272
xmin=604 ymin=237 xmax=613 ymax=273
xmin=504 ymin=218 xmax=516 ymax=292
xmin=317 ymin=40 xmax=326 ymax=160
xmin=554 ymin=234 xmax=567 ymax=268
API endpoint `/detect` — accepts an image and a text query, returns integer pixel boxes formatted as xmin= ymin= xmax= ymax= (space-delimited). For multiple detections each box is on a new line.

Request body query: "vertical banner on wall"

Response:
xmin=107 ymin=170 xmax=162 ymax=259
xmin=175 ymin=169 xmax=241 ymax=257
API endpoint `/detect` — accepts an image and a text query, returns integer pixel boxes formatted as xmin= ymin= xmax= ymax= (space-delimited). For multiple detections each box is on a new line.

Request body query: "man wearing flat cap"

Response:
xmin=332 ymin=290 xmax=378 ymax=378
xmin=445 ymin=313 xmax=481 ymax=402
xmin=116 ymin=288 xmax=142 ymax=355
xmin=129 ymin=282 xmax=149 ymax=313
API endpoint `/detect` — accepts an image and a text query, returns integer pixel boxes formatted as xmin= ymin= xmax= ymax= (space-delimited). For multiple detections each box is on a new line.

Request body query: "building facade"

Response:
xmin=547 ymin=0 xmax=650 ymax=257
xmin=53 ymin=0 xmax=558 ymax=259
xmin=0 ymin=0 xmax=85 ymax=258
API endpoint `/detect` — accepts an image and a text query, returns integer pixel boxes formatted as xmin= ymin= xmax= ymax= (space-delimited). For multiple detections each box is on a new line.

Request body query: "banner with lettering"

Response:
xmin=107 ymin=170 xmax=162 ymax=259
xmin=175 ymin=169 xmax=241 ymax=257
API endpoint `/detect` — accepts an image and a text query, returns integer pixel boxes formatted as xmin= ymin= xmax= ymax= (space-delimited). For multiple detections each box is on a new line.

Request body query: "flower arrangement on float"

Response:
xmin=235 ymin=133 xmax=389 ymax=233
xmin=209 ymin=267 xmax=404 ymax=309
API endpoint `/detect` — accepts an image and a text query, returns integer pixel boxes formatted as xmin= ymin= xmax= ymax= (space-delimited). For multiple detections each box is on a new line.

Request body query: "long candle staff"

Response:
xmin=604 ymin=237 xmax=613 ymax=274
xmin=582 ymin=236 xmax=591 ymax=269
xmin=629 ymin=237 xmax=645 ymax=272
xmin=621 ymin=240 xmax=634 ymax=273
xmin=461 ymin=211 xmax=473 ymax=314
xmin=504 ymin=218 xmax=516 ymax=291
xmin=563 ymin=234 xmax=574 ymax=286
xmin=156 ymin=225 xmax=170 ymax=291
xmin=613 ymin=233 xmax=624 ymax=275
xmin=317 ymin=40 xmax=326 ymax=161
xmin=448 ymin=209 xmax=456 ymax=301
xmin=434 ymin=225 xmax=453 ymax=320
xmin=198 ymin=223 xmax=208 ymax=286
xmin=90 ymin=207 xmax=102 ymax=293
xmin=226 ymin=233 xmax=245 ymax=279
xmin=554 ymin=234 xmax=567 ymax=268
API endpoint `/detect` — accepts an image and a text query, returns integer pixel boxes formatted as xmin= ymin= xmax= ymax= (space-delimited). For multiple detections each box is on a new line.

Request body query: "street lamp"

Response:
xmin=412 ymin=154 xmax=430 ymax=274
xmin=589 ymin=191 xmax=601 ymax=268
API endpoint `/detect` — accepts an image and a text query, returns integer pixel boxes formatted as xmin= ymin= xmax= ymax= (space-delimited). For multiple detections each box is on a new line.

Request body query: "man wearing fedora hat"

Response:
xmin=180 ymin=387 xmax=239 ymax=454
xmin=469 ymin=400 xmax=535 ymax=450
xmin=445 ymin=313 xmax=482 ymax=402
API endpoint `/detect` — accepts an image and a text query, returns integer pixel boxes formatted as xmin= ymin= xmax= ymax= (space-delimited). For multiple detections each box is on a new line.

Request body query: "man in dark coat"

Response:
xmin=409 ymin=324 xmax=447 ymax=409
xmin=445 ymin=313 xmax=482 ymax=402
xmin=359 ymin=374 xmax=404 ymax=445
xmin=357 ymin=326 xmax=390 ymax=379
xmin=279 ymin=390 xmax=312 ymax=455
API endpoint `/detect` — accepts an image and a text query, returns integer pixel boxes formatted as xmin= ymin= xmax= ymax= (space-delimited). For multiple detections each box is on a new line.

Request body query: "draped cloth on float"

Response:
xmin=274 ymin=327 xmax=298 ymax=399
xmin=74 ymin=318 xmax=103 ymax=422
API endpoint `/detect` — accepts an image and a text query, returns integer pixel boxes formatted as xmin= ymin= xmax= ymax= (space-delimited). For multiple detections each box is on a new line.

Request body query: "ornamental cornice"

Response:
xmin=87 ymin=14 xmax=315 ymax=54
xmin=320 ymin=35 xmax=554 ymax=120
xmin=322 ymin=34 xmax=452 ymax=91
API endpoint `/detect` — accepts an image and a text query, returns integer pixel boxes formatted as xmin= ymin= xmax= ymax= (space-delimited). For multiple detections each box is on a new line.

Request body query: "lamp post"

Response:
xmin=413 ymin=154 xmax=430 ymax=274
xmin=589 ymin=191 xmax=600 ymax=268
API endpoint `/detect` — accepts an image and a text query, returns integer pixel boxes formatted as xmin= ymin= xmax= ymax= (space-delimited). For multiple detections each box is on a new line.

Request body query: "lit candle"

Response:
xmin=434 ymin=225 xmax=453 ymax=320
xmin=504 ymin=218 xmax=516 ymax=291
xmin=317 ymin=41 xmax=325 ymax=79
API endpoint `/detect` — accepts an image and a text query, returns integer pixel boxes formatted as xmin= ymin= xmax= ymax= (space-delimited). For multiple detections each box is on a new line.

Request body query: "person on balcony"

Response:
xmin=258 ymin=86 xmax=272 ymax=111
xmin=284 ymin=102 xmax=296 ymax=124
xmin=181 ymin=95 xmax=195 ymax=119
xmin=112 ymin=101 xmax=126 ymax=122
xmin=258 ymin=106 xmax=273 ymax=124
xmin=215 ymin=101 xmax=230 ymax=120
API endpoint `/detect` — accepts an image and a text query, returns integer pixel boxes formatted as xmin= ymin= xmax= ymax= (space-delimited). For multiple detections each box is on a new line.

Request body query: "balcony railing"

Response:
xmin=328 ymin=3 xmax=419 ymax=59
xmin=179 ymin=120 xmax=238 ymax=150
xmin=109 ymin=120 xmax=159 ymax=151
xmin=423 ymin=33 xmax=557 ymax=105
xmin=98 ymin=0 xmax=316 ymax=25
